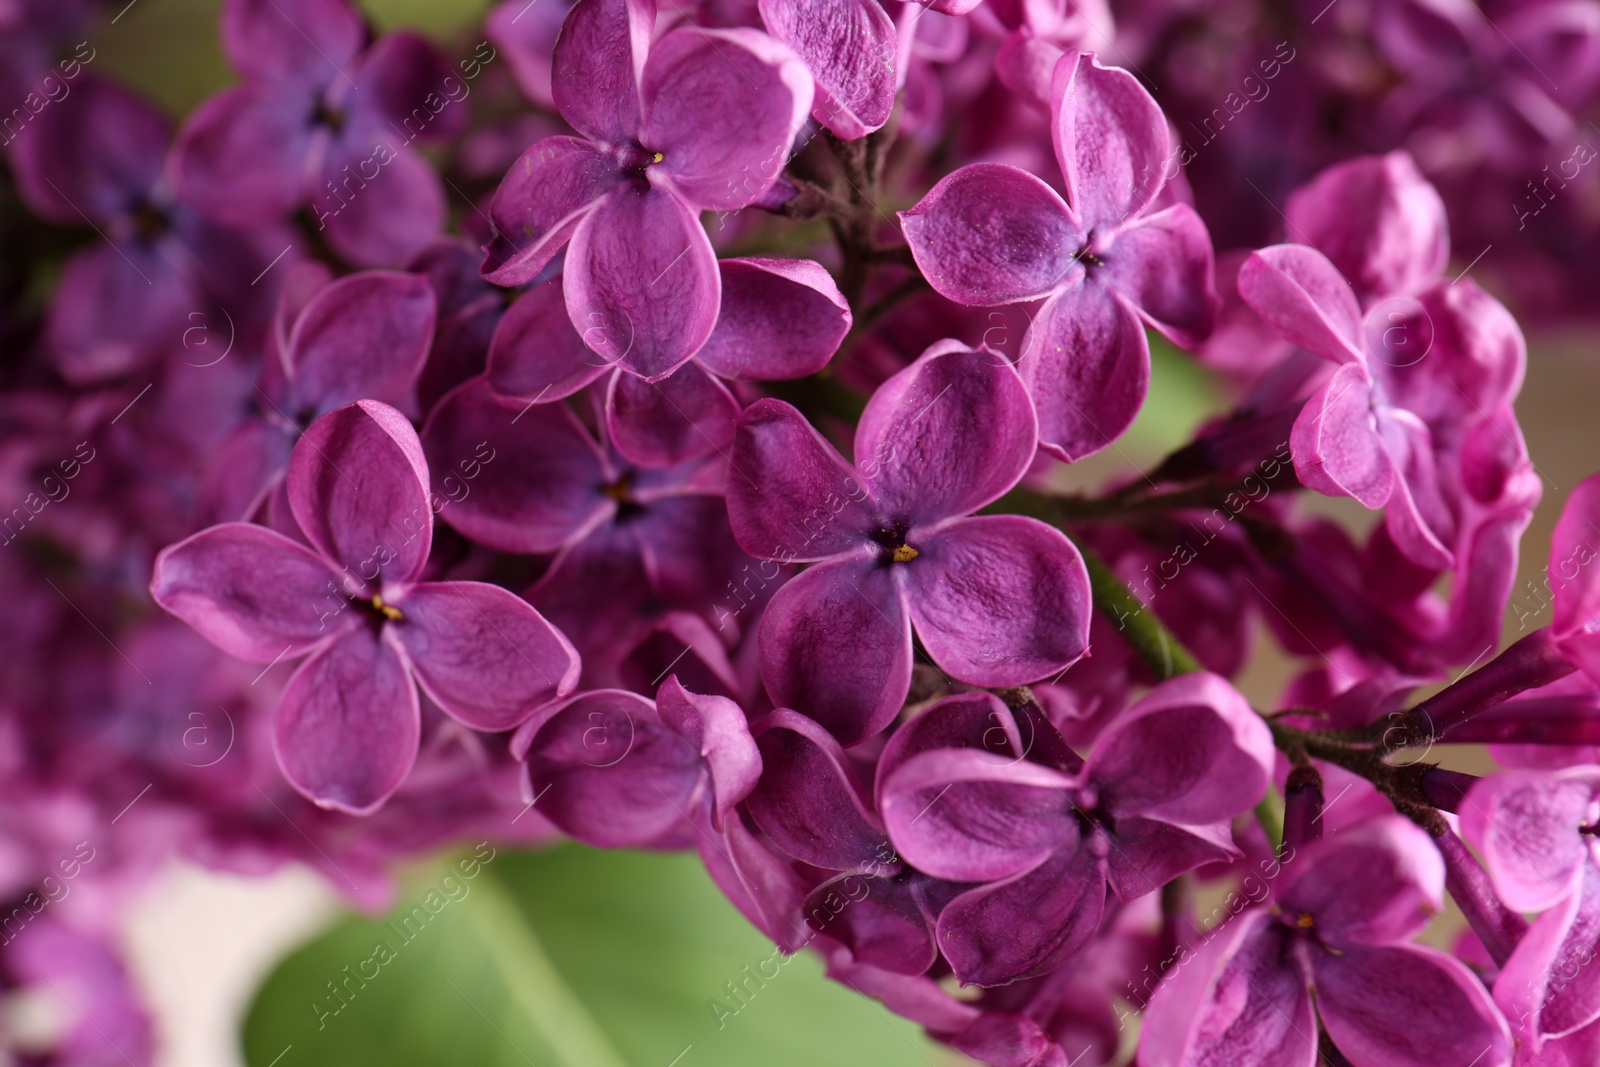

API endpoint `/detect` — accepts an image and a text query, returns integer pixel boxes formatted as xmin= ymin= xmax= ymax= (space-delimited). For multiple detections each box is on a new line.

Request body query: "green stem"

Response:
xmin=1254 ymin=788 xmax=1285 ymax=852
xmin=1069 ymin=534 xmax=1203 ymax=680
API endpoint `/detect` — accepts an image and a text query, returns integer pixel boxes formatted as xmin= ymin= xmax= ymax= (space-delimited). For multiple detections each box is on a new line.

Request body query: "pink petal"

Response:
xmin=726 ymin=398 xmax=877 ymax=561
xmin=1290 ymin=362 xmax=1394 ymax=507
xmin=550 ymin=0 xmax=654 ymax=143
xmin=695 ymin=258 xmax=851 ymax=381
xmin=657 ymin=676 xmax=761 ymax=828
xmin=747 ymin=708 xmax=885 ymax=869
xmin=1553 ymin=473 xmax=1600 ymax=647
xmin=1496 ymin=857 xmax=1600 ymax=1040
xmin=274 ymin=626 xmax=420 ymax=814
xmin=1097 ymin=203 xmax=1216 ymax=347
xmin=221 ymin=0 xmax=363 ymax=84
xmin=1236 ymin=244 xmax=1367 ymax=365
xmin=45 ymin=243 xmax=191 ymax=385
xmin=1050 ymin=52 xmax=1171 ymax=232
xmin=1276 ymin=815 xmax=1445 ymax=946
xmin=902 ymin=515 xmax=1090 ymax=687
xmin=486 ymin=280 xmax=611 ymax=402
xmin=317 ymin=140 xmax=446 ymax=267
xmin=1022 ymin=279 xmax=1149 ymax=462
xmin=565 ymin=188 xmax=721 ymax=381
xmin=1314 ymin=944 xmax=1512 ymax=1067
xmin=757 ymin=0 xmax=893 ymax=140
xmin=758 ymin=556 xmax=911 ymax=747
xmin=1460 ymin=768 xmax=1600 ymax=913
xmin=288 ymin=400 xmax=434 ymax=585
xmin=607 ymin=361 xmax=739 ymax=468
xmin=150 ymin=522 xmax=350 ymax=662
xmin=1086 ymin=672 xmax=1273 ymax=825
xmin=486 ymin=0 xmax=571 ymax=109
xmin=170 ymin=86 xmax=309 ymax=225
xmin=286 ymin=270 xmax=436 ymax=414
xmin=420 ymin=378 xmax=610 ymax=554
xmin=394 ymin=581 xmax=580 ymax=732
xmin=639 ymin=26 xmax=812 ymax=208
xmin=900 ymin=162 xmax=1083 ymax=305
xmin=481 ymin=136 xmax=622 ymax=286
xmin=856 ymin=343 xmax=1039 ymax=525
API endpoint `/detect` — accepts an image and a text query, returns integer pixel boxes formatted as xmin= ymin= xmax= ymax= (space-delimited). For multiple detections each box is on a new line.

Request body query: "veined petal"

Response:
xmin=1022 ymin=280 xmax=1150 ymax=462
xmin=486 ymin=280 xmax=611 ymax=403
xmin=747 ymin=708 xmax=885 ymax=870
xmin=1460 ymin=767 xmax=1600 ymax=913
xmin=1097 ymin=203 xmax=1216 ymax=347
xmin=1050 ymin=51 xmax=1172 ymax=232
xmin=695 ymin=258 xmax=851 ymax=381
xmin=606 ymin=361 xmax=739 ymax=468
xmin=551 ymin=0 xmax=654 ymax=142
xmin=1237 ymin=244 xmax=1367 ymax=365
xmin=286 ymin=270 xmax=435 ymax=415
xmin=758 ymin=0 xmax=894 ymax=140
xmin=481 ymin=137 xmax=621 ymax=286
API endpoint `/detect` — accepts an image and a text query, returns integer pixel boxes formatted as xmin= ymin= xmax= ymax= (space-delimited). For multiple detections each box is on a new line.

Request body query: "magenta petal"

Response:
xmin=695 ymin=258 xmax=851 ymax=381
xmin=726 ymin=398 xmax=876 ymax=561
xmin=1460 ymin=768 xmax=1600 ymax=913
xmin=937 ymin=844 xmax=1106 ymax=986
xmin=1284 ymin=151 xmax=1450 ymax=303
xmin=286 ymin=270 xmax=436 ymax=414
xmin=1236 ymin=244 xmax=1368 ymax=365
xmin=639 ymin=27 xmax=812 ymax=209
xmin=1139 ymin=911 xmax=1313 ymax=1067
xmin=1314 ymin=944 xmax=1512 ymax=1067
xmin=170 ymin=86 xmax=309 ymax=224
xmin=486 ymin=0 xmax=571 ymax=108
xmin=319 ymin=143 xmax=446 ymax=267
xmin=1290 ymin=362 xmax=1394 ymax=507
xmin=1050 ymin=52 xmax=1171 ymax=231
xmin=607 ymin=362 xmax=739 ymax=468
xmin=747 ymin=708 xmax=885 ymax=870
xmin=550 ymin=0 xmax=653 ymax=143
xmin=150 ymin=522 xmax=349 ymax=662
xmin=486 ymin=280 xmax=611 ymax=402
xmin=355 ymin=32 xmax=467 ymax=141
xmin=7 ymin=78 xmax=167 ymax=224
xmin=1497 ymin=858 xmax=1600 ymax=1039
xmin=856 ymin=344 xmax=1038 ymax=525
xmin=394 ymin=581 xmax=579 ymax=732
xmin=1098 ymin=204 xmax=1216 ymax=347
xmin=481 ymin=136 xmax=621 ymax=285
xmin=45 ymin=243 xmax=191 ymax=384
xmin=565 ymin=188 xmax=721 ymax=380
xmin=758 ymin=556 xmax=911 ymax=746
xmin=900 ymin=162 xmax=1082 ymax=305
xmin=656 ymin=676 xmax=760 ymax=827
xmin=802 ymin=873 xmax=934 ymax=975
xmin=1553 ymin=473 xmax=1600 ymax=647
xmin=879 ymin=748 xmax=1078 ymax=882
xmin=221 ymin=0 xmax=363 ymax=84
xmin=1103 ymin=818 xmax=1238 ymax=901
xmin=903 ymin=515 xmax=1090 ymax=687
xmin=289 ymin=401 xmax=433 ymax=585
xmin=1022 ymin=279 xmax=1150 ymax=462
xmin=757 ymin=0 xmax=893 ymax=139
xmin=1276 ymin=815 xmax=1445 ymax=945
xmin=420 ymin=378 xmax=609 ymax=554
xmin=1086 ymin=672 xmax=1273 ymax=825
xmin=522 ymin=690 xmax=705 ymax=848
xmin=274 ymin=626 xmax=420 ymax=814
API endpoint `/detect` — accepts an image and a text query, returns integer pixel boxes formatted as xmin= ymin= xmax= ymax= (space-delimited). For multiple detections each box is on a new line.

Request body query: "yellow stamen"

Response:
xmin=370 ymin=595 xmax=403 ymax=622
xmin=651 ymin=151 xmax=664 ymax=163
xmin=1295 ymin=913 xmax=1315 ymax=929
xmin=891 ymin=544 xmax=919 ymax=563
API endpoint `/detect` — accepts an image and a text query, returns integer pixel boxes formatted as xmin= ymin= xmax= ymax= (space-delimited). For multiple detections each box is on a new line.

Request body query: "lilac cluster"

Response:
xmin=6 ymin=0 xmax=1600 ymax=1063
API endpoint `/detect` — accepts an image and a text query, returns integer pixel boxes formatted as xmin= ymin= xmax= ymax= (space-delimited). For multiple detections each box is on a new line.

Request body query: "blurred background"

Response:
xmin=24 ymin=0 xmax=1600 ymax=1063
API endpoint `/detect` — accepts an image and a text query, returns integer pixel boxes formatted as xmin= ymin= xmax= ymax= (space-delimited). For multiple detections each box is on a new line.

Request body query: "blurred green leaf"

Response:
xmin=242 ymin=844 xmax=952 ymax=1067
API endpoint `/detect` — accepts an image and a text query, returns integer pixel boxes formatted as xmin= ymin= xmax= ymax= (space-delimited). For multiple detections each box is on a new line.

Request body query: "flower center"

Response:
xmin=313 ymin=100 xmax=346 ymax=132
xmin=870 ymin=523 xmax=918 ymax=564
xmin=131 ymin=201 xmax=168 ymax=242
xmin=891 ymin=544 xmax=919 ymax=563
xmin=360 ymin=593 xmax=403 ymax=623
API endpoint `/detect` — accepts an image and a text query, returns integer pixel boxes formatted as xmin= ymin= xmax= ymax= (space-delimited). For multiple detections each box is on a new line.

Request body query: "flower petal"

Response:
xmin=747 ymin=708 xmax=886 ymax=870
xmin=420 ymin=378 xmax=610 ymax=554
xmin=318 ymin=142 xmax=446 ymax=268
xmin=1051 ymin=51 xmax=1171 ymax=231
xmin=286 ymin=270 xmax=436 ymax=415
xmin=481 ymin=136 xmax=621 ymax=286
xmin=900 ymin=162 xmax=1082 ymax=306
xmin=694 ymin=258 xmax=851 ymax=381
xmin=150 ymin=522 xmax=348 ymax=662
xmin=486 ymin=280 xmax=611 ymax=402
xmin=726 ymin=398 xmax=876 ymax=561
xmin=1314 ymin=943 xmax=1512 ymax=1067
xmin=221 ymin=0 xmax=364 ymax=84
xmin=565 ymin=187 xmax=721 ymax=380
xmin=393 ymin=581 xmax=580 ymax=732
xmin=1236 ymin=244 xmax=1367 ymax=365
xmin=1022 ymin=280 xmax=1149 ymax=462
xmin=639 ymin=26 xmax=812 ymax=208
xmin=902 ymin=515 xmax=1091 ymax=687
xmin=1552 ymin=473 xmax=1600 ymax=648
xmin=171 ymin=86 xmax=309 ymax=224
xmin=1496 ymin=856 xmax=1600 ymax=1040
xmin=274 ymin=626 xmax=419 ymax=815
xmin=757 ymin=556 xmax=911 ymax=746
xmin=855 ymin=343 xmax=1038 ymax=525
xmin=1459 ymin=767 xmax=1600 ymax=913
xmin=801 ymin=872 xmax=935 ymax=975
xmin=606 ymin=361 xmax=739 ymax=468
xmin=1096 ymin=203 xmax=1216 ymax=347
xmin=757 ymin=0 xmax=893 ymax=139
xmin=1276 ymin=814 xmax=1445 ymax=945
xmin=551 ymin=0 xmax=653 ymax=142
xmin=1290 ymin=362 xmax=1394 ymax=508
xmin=656 ymin=676 xmax=761 ymax=827
xmin=289 ymin=400 xmax=433 ymax=585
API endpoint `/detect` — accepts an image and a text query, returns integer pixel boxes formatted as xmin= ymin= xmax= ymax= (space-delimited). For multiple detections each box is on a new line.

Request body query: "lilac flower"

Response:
xmin=1462 ymin=766 xmax=1600 ymax=1044
xmin=1551 ymin=472 xmax=1600 ymax=682
xmin=1141 ymin=815 xmax=1512 ymax=1067
xmin=756 ymin=0 xmax=899 ymax=139
xmin=726 ymin=341 xmax=1091 ymax=745
xmin=7 ymin=76 xmax=291 ymax=384
xmin=877 ymin=676 xmax=1272 ymax=986
xmin=151 ymin=401 xmax=579 ymax=813
xmin=900 ymin=51 xmax=1216 ymax=461
xmin=487 ymin=259 xmax=851 ymax=468
xmin=486 ymin=0 xmax=577 ymax=110
xmin=203 ymin=264 xmax=437 ymax=522
xmin=171 ymin=0 xmax=462 ymax=266
xmin=511 ymin=677 xmax=759 ymax=848
xmin=480 ymin=0 xmax=813 ymax=379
